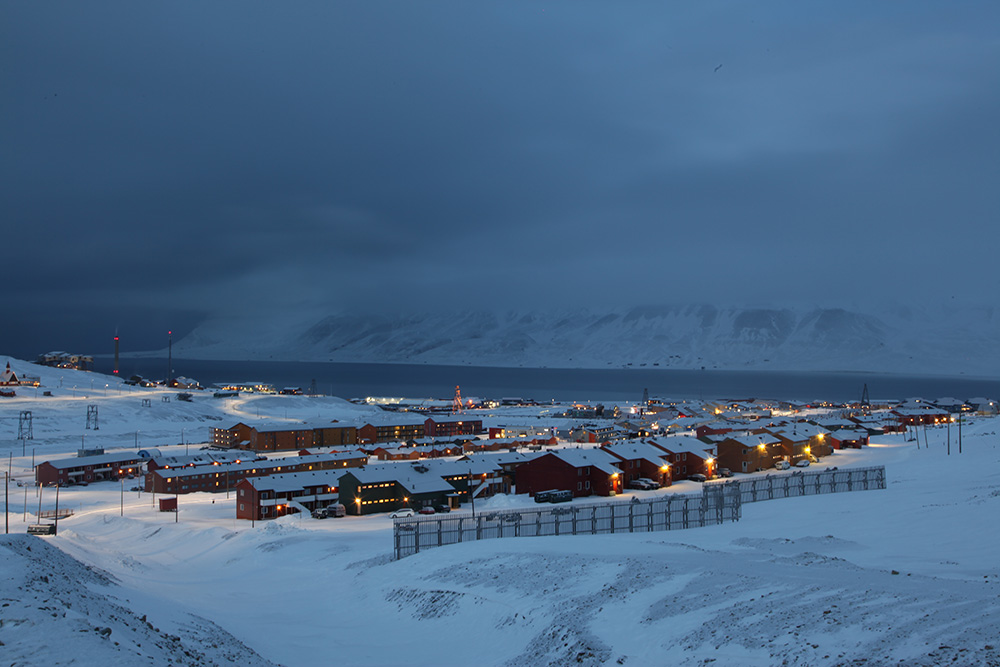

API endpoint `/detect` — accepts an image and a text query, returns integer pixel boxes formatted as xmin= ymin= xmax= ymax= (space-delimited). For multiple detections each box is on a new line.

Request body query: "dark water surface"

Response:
xmin=99 ymin=358 xmax=998 ymax=403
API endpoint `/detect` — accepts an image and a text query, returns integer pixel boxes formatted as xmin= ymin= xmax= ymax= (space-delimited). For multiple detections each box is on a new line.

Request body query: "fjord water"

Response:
xmin=99 ymin=358 xmax=997 ymax=403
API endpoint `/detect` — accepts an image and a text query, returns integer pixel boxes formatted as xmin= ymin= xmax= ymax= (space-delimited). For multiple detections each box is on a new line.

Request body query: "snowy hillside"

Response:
xmin=158 ymin=304 xmax=1000 ymax=376
xmin=2 ymin=361 xmax=999 ymax=666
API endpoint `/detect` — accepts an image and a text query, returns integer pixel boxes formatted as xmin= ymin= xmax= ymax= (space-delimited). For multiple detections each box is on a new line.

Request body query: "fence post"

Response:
xmin=437 ymin=518 xmax=443 ymax=547
xmin=394 ymin=525 xmax=400 ymax=560
xmin=572 ymin=507 xmax=578 ymax=535
xmin=628 ymin=501 xmax=634 ymax=533
xmin=414 ymin=521 xmax=420 ymax=555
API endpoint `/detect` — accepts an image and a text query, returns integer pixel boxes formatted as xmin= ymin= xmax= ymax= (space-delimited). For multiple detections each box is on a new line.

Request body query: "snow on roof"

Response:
xmin=601 ymin=441 xmax=671 ymax=465
xmin=148 ymin=451 xmax=247 ymax=468
xmin=647 ymin=435 xmax=716 ymax=456
xmin=461 ymin=450 xmax=542 ymax=466
xmin=246 ymin=469 xmax=342 ymax=493
xmin=361 ymin=413 xmax=428 ymax=427
xmin=545 ymin=447 xmax=620 ymax=475
xmin=42 ymin=451 xmax=146 ymax=470
xmin=767 ymin=423 xmax=830 ymax=440
xmin=715 ymin=433 xmax=780 ymax=448
xmin=344 ymin=463 xmax=455 ymax=495
xmin=153 ymin=453 xmax=356 ymax=479
xmin=403 ymin=457 xmax=499 ymax=478
xmin=829 ymin=429 xmax=869 ymax=440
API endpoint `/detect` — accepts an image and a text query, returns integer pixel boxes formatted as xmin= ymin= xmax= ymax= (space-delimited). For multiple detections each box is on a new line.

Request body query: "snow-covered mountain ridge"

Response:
xmin=163 ymin=304 xmax=1000 ymax=376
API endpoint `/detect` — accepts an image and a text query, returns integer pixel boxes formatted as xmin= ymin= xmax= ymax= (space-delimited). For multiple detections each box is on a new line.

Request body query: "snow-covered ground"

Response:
xmin=2 ymin=357 xmax=999 ymax=666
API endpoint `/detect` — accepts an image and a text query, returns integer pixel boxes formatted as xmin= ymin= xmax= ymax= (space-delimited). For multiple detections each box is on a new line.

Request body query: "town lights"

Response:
xmin=660 ymin=465 xmax=670 ymax=472
xmin=758 ymin=444 xmax=766 ymax=451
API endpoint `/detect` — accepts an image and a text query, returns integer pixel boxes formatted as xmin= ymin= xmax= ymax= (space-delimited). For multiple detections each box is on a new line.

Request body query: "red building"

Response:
xmin=827 ymin=429 xmax=869 ymax=449
xmin=145 ymin=452 xmax=366 ymax=494
xmin=515 ymin=448 xmax=623 ymax=498
xmin=714 ymin=434 xmax=783 ymax=475
xmin=601 ymin=441 xmax=673 ymax=488
xmin=36 ymin=452 xmax=146 ymax=487
xmin=646 ymin=436 xmax=716 ymax=481
xmin=424 ymin=417 xmax=483 ymax=438
xmin=235 ymin=470 xmax=342 ymax=521
xmin=357 ymin=416 xmax=427 ymax=444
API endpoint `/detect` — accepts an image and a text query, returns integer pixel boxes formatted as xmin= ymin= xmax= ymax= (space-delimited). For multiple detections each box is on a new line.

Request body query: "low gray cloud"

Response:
xmin=3 ymin=1 xmax=998 ymax=356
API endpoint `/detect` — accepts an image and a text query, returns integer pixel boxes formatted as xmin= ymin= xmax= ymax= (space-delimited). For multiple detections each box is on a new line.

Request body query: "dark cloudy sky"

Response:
xmin=3 ymin=1 xmax=999 ymax=357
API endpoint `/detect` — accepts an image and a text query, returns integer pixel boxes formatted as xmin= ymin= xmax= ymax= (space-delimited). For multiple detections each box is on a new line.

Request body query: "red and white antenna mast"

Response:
xmin=452 ymin=385 xmax=464 ymax=414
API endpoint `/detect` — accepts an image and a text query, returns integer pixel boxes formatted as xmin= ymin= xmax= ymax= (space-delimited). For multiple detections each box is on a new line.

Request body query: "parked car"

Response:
xmin=688 ymin=473 xmax=707 ymax=483
xmin=534 ymin=490 xmax=557 ymax=503
xmin=718 ymin=468 xmax=733 ymax=478
xmin=388 ymin=508 xmax=415 ymax=519
xmin=314 ymin=504 xmax=346 ymax=519
xmin=795 ymin=459 xmax=811 ymax=468
xmin=629 ymin=479 xmax=654 ymax=490
xmin=774 ymin=460 xmax=791 ymax=470
xmin=433 ymin=504 xmax=451 ymax=513
xmin=418 ymin=506 xmax=436 ymax=515
xmin=636 ymin=478 xmax=660 ymax=489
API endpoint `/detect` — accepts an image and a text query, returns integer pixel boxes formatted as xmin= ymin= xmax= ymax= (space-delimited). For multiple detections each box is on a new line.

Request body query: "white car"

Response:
xmin=388 ymin=508 xmax=415 ymax=519
xmin=795 ymin=459 xmax=811 ymax=468
xmin=774 ymin=460 xmax=791 ymax=470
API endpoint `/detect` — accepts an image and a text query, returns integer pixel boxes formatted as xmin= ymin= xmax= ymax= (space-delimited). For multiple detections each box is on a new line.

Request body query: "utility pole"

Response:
xmin=468 ymin=469 xmax=476 ymax=517
xmin=958 ymin=413 xmax=963 ymax=454
xmin=53 ymin=484 xmax=60 ymax=536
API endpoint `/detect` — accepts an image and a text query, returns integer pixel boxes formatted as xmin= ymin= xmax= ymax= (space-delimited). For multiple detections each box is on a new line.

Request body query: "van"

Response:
xmin=534 ymin=490 xmax=556 ymax=503
xmin=774 ymin=460 xmax=791 ymax=470
xmin=548 ymin=490 xmax=573 ymax=503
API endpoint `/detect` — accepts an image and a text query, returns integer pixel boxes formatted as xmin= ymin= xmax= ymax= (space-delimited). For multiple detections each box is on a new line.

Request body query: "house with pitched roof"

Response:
xmin=514 ymin=447 xmax=623 ymax=498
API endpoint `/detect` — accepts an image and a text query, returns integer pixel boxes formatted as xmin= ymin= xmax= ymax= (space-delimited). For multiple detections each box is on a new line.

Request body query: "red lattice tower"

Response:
xmin=452 ymin=385 xmax=464 ymax=414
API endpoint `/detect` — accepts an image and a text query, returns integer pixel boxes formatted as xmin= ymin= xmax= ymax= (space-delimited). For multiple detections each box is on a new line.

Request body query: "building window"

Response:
xmin=585 ymin=480 xmax=590 ymax=490
xmin=239 ymin=503 xmax=244 ymax=511
xmin=577 ymin=482 xmax=582 ymax=491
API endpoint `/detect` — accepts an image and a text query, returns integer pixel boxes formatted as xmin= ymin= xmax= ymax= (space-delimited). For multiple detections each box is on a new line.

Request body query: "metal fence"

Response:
xmin=394 ymin=483 xmax=742 ymax=559
xmin=704 ymin=465 xmax=886 ymax=504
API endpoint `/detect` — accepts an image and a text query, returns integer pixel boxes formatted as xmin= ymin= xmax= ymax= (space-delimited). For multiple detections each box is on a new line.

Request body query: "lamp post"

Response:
xmin=468 ymin=469 xmax=475 ymax=517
